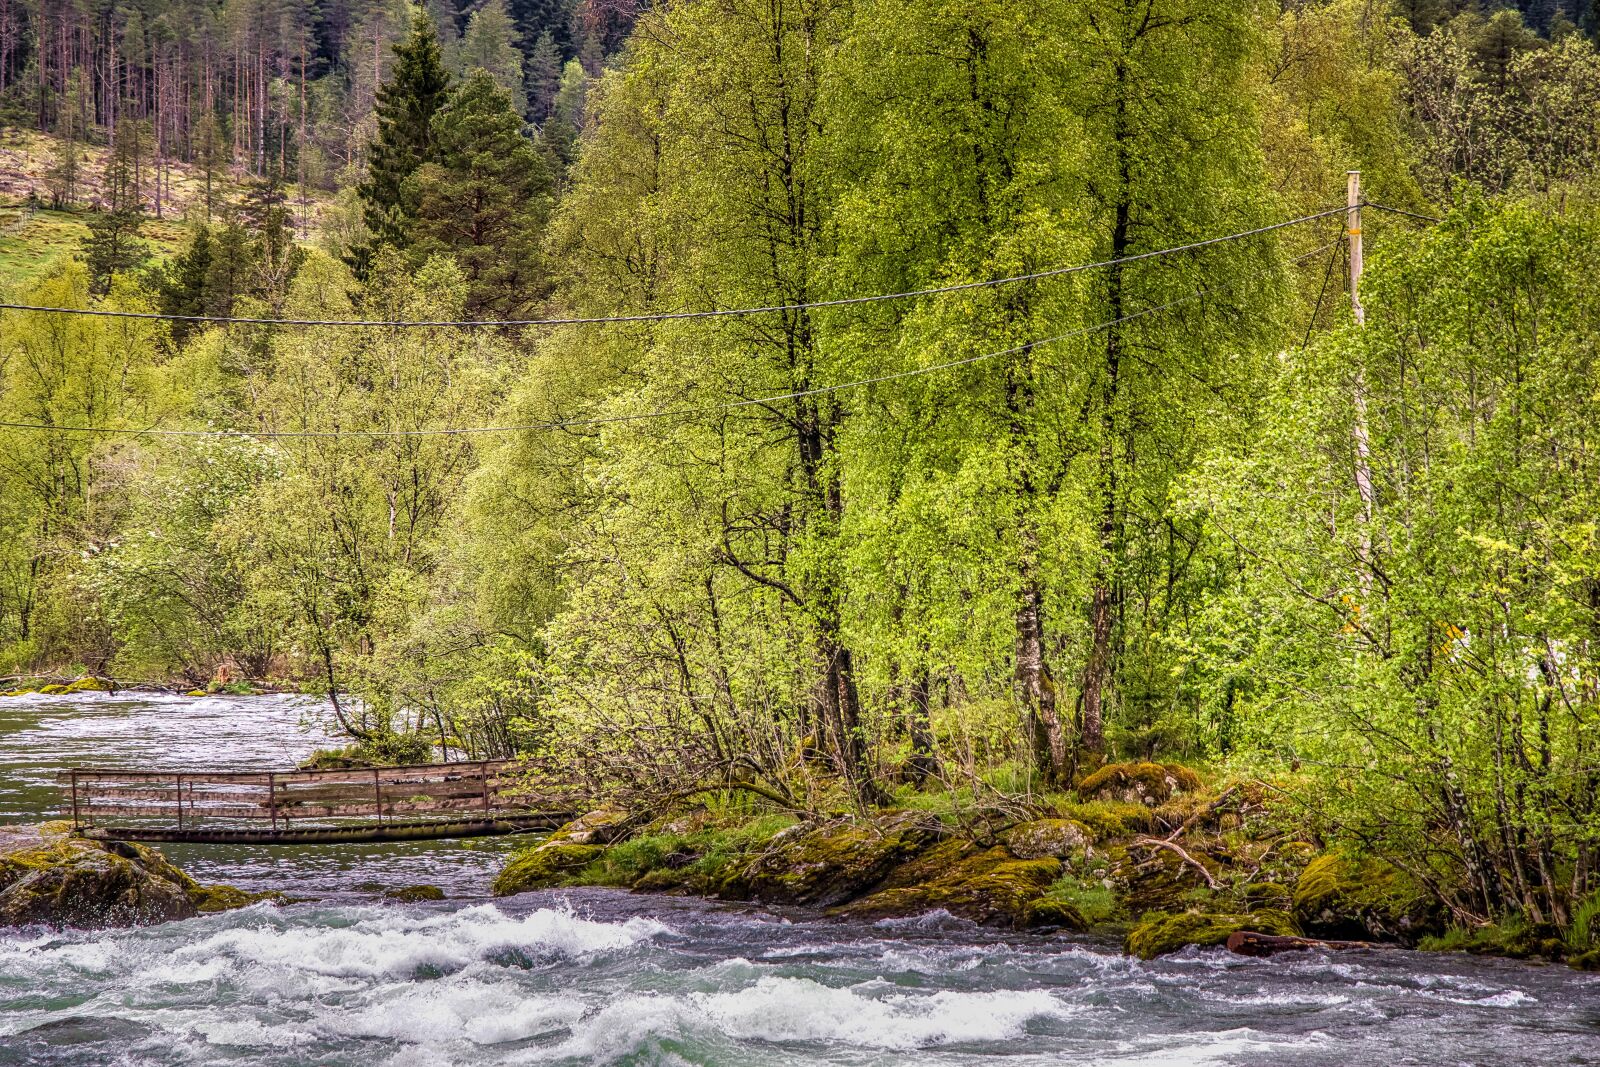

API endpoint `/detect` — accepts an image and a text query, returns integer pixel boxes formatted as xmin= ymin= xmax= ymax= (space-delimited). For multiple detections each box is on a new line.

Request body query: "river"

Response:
xmin=1 ymin=692 xmax=1596 ymax=1065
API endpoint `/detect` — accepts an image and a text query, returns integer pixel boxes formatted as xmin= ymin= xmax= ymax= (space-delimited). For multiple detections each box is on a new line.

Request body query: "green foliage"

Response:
xmin=357 ymin=8 xmax=453 ymax=265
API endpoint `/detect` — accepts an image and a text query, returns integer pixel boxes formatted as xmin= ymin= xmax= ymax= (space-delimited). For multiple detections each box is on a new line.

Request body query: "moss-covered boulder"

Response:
xmin=189 ymin=884 xmax=286 ymax=913
xmin=0 ymin=824 xmax=199 ymax=927
xmin=1077 ymin=762 xmax=1202 ymax=806
xmin=385 ymin=884 xmax=446 ymax=903
xmin=737 ymin=813 xmax=941 ymax=908
xmin=61 ymin=677 xmax=109 ymax=693
xmin=1005 ymin=819 xmax=1093 ymax=860
xmin=1125 ymin=909 xmax=1300 ymax=960
xmin=1570 ymin=948 xmax=1600 ymax=972
xmin=492 ymin=843 xmax=603 ymax=896
xmin=833 ymin=839 xmax=1080 ymax=930
xmin=1293 ymin=852 xmax=1439 ymax=943
xmin=554 ymin=808 xmax=642 ymax=846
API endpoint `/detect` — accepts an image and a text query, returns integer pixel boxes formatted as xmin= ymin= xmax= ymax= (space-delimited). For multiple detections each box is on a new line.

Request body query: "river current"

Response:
xmin=1 ymin=692 xmax=1596 ymax=1065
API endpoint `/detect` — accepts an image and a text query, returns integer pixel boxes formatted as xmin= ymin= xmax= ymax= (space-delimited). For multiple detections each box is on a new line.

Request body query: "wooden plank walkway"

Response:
xmin=57 ymin=760 xmax=576 ymax=844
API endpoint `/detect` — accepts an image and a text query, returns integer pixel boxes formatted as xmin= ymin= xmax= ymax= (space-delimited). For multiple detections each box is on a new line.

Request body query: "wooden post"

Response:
xmin=373 ymin=768 xmax=384 ymax=824
xmin=1347 ymin=170 xmax=1376 ymax=554
xmin=69 ymin=771 xmax=80 ymax=830
xmin=481 ymin=761 xmax=491 ymax=815
xmin=175 ymin=774 xmax=183 ymax=829
xmin=268 ymin=771 xmax=278 ymax=832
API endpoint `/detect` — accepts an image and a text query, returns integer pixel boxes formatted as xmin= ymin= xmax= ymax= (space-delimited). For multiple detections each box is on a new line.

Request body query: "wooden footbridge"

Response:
xmin=57 ymin=761 xmax=576 ymax=844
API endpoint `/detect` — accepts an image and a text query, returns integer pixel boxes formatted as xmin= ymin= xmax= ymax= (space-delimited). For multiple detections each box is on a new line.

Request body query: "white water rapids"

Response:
xmin=1 ymin=693 xmax=1596 ymax=1065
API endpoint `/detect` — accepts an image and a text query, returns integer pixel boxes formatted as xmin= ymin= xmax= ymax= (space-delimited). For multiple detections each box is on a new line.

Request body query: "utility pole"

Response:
xmin=1347 ymin=170 xmax=1365 ymax=325
xmin=1348 ymin=170 xmax=1375 ymax=572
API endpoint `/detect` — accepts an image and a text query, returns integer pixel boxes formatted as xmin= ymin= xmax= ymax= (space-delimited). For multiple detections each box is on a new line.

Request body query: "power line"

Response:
xmin=0 ymin=242 xmax=1335 ymax=441
xmin=0 ymin=208 xmax=1348 ymax=329
xmin=1363 ymin=201 xmax=1443 ymax=224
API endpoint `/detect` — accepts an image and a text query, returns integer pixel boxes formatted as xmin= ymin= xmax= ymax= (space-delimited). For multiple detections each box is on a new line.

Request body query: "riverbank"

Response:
xmin=490 ymin=764 xmax=1600 ymax=973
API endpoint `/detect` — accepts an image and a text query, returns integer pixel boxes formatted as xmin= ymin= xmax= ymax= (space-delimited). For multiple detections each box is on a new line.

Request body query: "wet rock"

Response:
xmin=1004 ymin=819 xmax=1093 ymax=860
xmin=0 ymin=823 xmax=198 ymax=928
xmin=189 ymin=884 xmax=286 ymax=912
xmin=1569 ymin=948 xmax=1600 ymax=972
xmin=832 ymin=839 xmax=1080 ymax=930
xmin=1293 ymin=852 xmax=1440 ymax=943
xmin=1125 ymin=909 xmax=1300 ymax=960
xmin=1077 ymin=762 xmax=1203 ymax=806
xmin=492 ymin=843 xmax=603 ymax=896
xmin=736 ymin=812 xmax=942 ymax=908
xmin=555 ymin=808 xmax=643 ymax=846
xmin=385 ymin=884 xmax=446 ymax=903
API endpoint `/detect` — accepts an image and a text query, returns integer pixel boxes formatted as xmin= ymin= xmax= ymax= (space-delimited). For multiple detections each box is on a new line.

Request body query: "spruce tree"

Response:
xmin=408 ymin=70 xmax=554 ymax=317
xmin=154 ymin=227 xmax=215 ymax=343
xmin=354 ymin=8 xmax=451 ymax=272
xmin=82 ymin=119 xmax=150 ymax=294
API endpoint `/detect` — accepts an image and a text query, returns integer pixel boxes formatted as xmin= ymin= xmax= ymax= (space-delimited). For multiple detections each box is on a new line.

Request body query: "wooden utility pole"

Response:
xmin=1347 ymin=170 xmax=1365 ymax=325
xmin=1348 ymin=170 xmax=1375 ymax=569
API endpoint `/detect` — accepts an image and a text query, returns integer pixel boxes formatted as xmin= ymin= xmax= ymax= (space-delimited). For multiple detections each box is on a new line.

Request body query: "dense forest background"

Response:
xmin=2 ymin=0 xmax=1599 ymax=932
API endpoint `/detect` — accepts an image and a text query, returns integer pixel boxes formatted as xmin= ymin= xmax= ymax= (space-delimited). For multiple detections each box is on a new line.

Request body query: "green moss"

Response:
xmin=1038 ymin=874 xmax=1118 ymax=925
xmin=185 ymin=689 xmax=207 ymax=697
xmin=61 ymin=677 xmax=108 ymax=693
xmin=491 ymin=843 xmax=603 ymax=896
xmin=1055 ymin=800 xmax=1156 ymax=839
xmin=1239 ymin=881 xmax=1293 ymax=910
xmin=189 ymin=884 xmax=286 ymax=912
xmin=1420 ymin=914 xmax=1565 ymax=961
xmin=1005 ymin=819 xmax=1093 ymax=860
xmin=36 ymin=684 xmax=67 ymax=694
xmin=1570 ymin=948 xmax=1600 ymax=971
xmin=1077 ymin=762 xmax=1203 ymax=804
xmin=384 ymin=884 xmax=445 ymax=903
xmin=833 ymin=840 xmax=1074 ymax=929
xmin=1125 ymin=909 xmax=1300 ymax=960
xmin=1293 ymin=851 xmax=1439 ymax=942
xmin=739 ymin=813 xmax=940 ymax=907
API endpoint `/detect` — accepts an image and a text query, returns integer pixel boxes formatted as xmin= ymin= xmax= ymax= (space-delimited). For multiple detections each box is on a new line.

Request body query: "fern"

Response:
xmin=1567 ymin=889 xmax=1600 ymax=952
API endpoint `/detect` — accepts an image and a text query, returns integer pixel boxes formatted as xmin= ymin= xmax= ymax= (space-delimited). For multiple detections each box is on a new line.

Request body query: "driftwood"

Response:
xmin=1225 ymin=930 xmax=1376 ymax=958
xmin=1132 ymin=836 xmax=1220 ymax=889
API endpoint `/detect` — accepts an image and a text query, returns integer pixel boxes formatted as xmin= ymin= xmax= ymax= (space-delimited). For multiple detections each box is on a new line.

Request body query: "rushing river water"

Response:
xmin=2 ymin=693 xmax=1597 ymax=1066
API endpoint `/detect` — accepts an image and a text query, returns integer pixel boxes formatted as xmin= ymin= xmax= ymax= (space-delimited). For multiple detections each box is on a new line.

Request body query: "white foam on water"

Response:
xmin=545 ymin=974 xmax=1072 ymax=1061
xmin=325 ymin=980 xmax=583 ymax=1045
xmin=171 ymin=902 xmax=670 ymax=983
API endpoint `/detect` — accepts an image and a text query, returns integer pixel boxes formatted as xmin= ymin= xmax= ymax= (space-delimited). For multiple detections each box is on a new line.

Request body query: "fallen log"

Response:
xmin=1225 ymin=930 xmax=1375 ymax=958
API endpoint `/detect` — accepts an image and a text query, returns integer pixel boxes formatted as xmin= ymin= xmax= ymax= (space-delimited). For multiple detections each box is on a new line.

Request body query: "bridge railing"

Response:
xmin=57 ymin=760 xmax=546 ymax=832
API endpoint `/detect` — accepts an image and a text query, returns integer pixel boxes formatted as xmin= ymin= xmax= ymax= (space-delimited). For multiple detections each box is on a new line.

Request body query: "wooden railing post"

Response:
xmin=175 ymin=774 xmax=184 ymax=829
xmin=372 ymin=768 xmax=384 ymax=824
xmin=481 ymin=760 xmax=491 ymax=815
xmin=69 ymin=771 xmax=80 ymax=830
xmin=268 ymin=771 xmax=278 ymax=831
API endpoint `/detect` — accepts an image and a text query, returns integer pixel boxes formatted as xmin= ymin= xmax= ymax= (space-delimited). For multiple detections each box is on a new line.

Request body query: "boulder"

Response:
xmin=1077 ymin=762 xmax=1203 ymax=806
xmin=1125 ymin=909 xmax=1300 ymax=960
xmin=832 ymin=839 xmax=1082 ymax=930
xmin=1293 ymin=852 xmax=1440 ymax=943
xmin=384 ymin=884 xmax=446 ymax=903
xmin=492 ymin=843 xmax=603 ymax=896
xmin=554 ymin=808 xmax=643 ymax=846
xmin=1005 ymin=819 xmax=1093 ymax=860
xmin=190 ymin=884 xmax=286 ymax=912
xmin=736 ymin=812 xmax=941 ymax=908
xmin=0 ymin=824 xmax=198 ymax=928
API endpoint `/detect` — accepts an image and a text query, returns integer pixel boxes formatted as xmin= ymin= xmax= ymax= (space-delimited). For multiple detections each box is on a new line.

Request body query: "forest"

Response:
xmin=1 ymin=0 xmax=1599 ymax=943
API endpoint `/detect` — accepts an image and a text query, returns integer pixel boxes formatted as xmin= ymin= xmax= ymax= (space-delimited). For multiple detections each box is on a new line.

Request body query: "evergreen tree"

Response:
xmin=154 ymin=227 xmax=215 ymax=343
xmin=81 ymin=119 xmax=150 ymax=294
xmin=408 ymin=70 xmax=553 ymax=317
xmin=525 ymin=30 xmax=562 ymax=121
xmin=508 ymin=0 xmax=572 ymax=58
xmin=458 ymin=0 xmax=528 ymax=114
xmin=355 ymin=7 xmax=452 ymax=272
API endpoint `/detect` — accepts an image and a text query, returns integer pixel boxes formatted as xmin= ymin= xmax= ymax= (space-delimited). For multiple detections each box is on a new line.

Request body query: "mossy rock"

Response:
xmin=1005 ymin=819 xmax=1093 ymax=860
xmin=1077 ymin=762 xmax=1203 ymax=806
xmin=1570 ymin=948 xmax=1600 ymax=972
xmin=184 ymin=689 xmax=207 ymax=698
xmin=62 ymin=677 xmax=108 ymax=693
xmin=833 ymin=840 xmax=1078 ymax=930
xmin=631 ymin=867 xmax=691 ymax=893
xmin=738 ymin=812 xmax=941 ymax=908
xmin=553 ymin=808 xmax=642 ymax=846
xmin=1107 ymin=841 xmax=1218 ymax=917
xmin=1293 ymin=852 xmax=1440 ymax=943
xmin=384 ymin=884 xmax=445 ymax=903
xmin=492 ymin=843 xmax=604 ymax=896
xmin=1239 ymin=881 xmax=1293 ymax=910
xmin=1058 ymin=800 xmax=1158 ymax=839
xmin=189 ymin=884 xmax=286 ymax=912
xmin=36 ymin=684 xmax=68 ymax=695
xmin=0 ymin=824 xmax=199 ymax=927
xmin=1125 ymin=909 xmax=1300 ymax=960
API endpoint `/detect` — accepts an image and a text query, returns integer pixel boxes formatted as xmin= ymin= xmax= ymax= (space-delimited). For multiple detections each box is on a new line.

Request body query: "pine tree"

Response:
xmin=81 ymin=119 xmax=150 ymax=294
xmin=408 ymin=70 xmax=554 ymax=316
xmin=458 ymin=0 xmax=528 ymax=115
xmin=354 ymin=7 xmax=452 ymax=272
xmin=155 ymin=227 xmax=215 ymax=344
xmin=525 ymin=31 xmax=562 ymax=121
xmin=509 ymin=0 xmax=572 ymax=58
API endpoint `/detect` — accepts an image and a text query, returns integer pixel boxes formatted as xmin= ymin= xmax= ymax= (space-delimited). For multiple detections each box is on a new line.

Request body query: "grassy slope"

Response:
xmin=0 ymin=126 xmax=330 ymax=296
